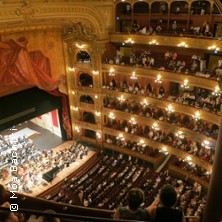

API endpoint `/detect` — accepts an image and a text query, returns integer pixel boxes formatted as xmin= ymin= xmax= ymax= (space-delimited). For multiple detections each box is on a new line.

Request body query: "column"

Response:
xmin=203 ymin=117 xmax=222 ymax=222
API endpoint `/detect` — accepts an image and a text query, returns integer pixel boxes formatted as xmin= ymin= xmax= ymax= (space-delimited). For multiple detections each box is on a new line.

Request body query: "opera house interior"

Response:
xmin=1 ymin=0 xmax=222 ymax=221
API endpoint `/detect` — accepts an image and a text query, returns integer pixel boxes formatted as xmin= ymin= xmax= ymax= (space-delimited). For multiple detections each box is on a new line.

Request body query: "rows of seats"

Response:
xmin=46 ymin=152 xmax=206 ymax=218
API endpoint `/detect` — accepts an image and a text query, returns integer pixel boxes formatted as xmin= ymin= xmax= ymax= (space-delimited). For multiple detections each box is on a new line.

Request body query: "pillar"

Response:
xmin=203 ymin=117 xmax=222 ymax=222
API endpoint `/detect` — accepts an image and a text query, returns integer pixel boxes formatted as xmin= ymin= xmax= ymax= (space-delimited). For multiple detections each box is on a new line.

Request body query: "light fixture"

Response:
xmin=117 ymin=95 xmax=125 ymax=102
xmin=95 ymin=95 xmax=98 ymax=99
xmin=93 ymin=70 xmax=99 ymax=75
xmin=155 ymin=74 xmax=162 ymax=83
xmin=208 ymin=45 xmax=219 ymax=51
xmin=192 ymin=111 xmax=200 ymax=121
xmin=140 ymin=139 xmax=144 ymax=144
xmin=75 ymin=126 xmax=80 ymax=133
xmin=166 ymin=104 xmax=174 ymax=113
xmin=96 ymin=132 xmax=101 ymax=139
xmin=186 ymin=156 xmax=192 ymax=164
xmin=149 ymin=39 xmax=158 ymax=45
xmin=109 ymin=68 xmax=115 ymax=76
xmin=95 ymin=111 xmax=101 ymax=116
xmin=140 ymin=99 xmax=148 ymax=107
xmin=108 ymin=112 xmax=115 ymax=119
xmin=71 ymin=91 xmax=75 ymax=95
xmin=178 ymin=42 xmax=188 ymax=48
xmin=72 ymin=106 xmax=78 ymax=111
xmin=152 ymin=122 xmax=159 ymax=131
xmin=181 ymin=79 xmax=189 ymax=89
xmin=129 ymin=117 xmax=137 ymax=125
xmin=125 ymin=38 xmax=134 ymax=44
xmin=161 ymin=146 xmax=168 ymax=155
xmin=212 ymin=86 xmax=221 ymax=96
xmin=130 ymin=71 xmax=137 ymax=80
xmin=68 ymin=67 xmax=75 ymax=72
xmin=175 ymin=130 xmax=184 ymax=139
xmin=117 ymin=133 xmax=125 ymax=141
xmin=202 ymin=140 xmax=211 ymax=149
xmin=75 ymin=43 xmax=84 ymax=49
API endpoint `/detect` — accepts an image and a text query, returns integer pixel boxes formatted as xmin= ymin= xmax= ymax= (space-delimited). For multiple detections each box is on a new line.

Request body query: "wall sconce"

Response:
xmin=140 ymin=99 xmax=148 ymax=107
xmin=181 ymin=79 xmax=189 ymax=89
xmin=117 ymin=95 xmax=125 ymax=102
xmin=109 ymin=112 xmax=115 ymax=119
xmin=152 ymin=122 xmax=159 ymax=131
xmin=96 ymin=132 xmax=101 ymax=139
xmin=93 ymin=70 xmax=99 ymax=75
xmin=202 ymin=140 xmax=211 ymax=149
xmin=175 ymin=130 xmax=184 ymax=139
xmin=71 ymin=91 xmax=75 ymax=95
xmin=208 ymin=45 xmax=219 ymax=51
xmin=125 ymin=38 xmax=134 ymax=44
xmin=117 ymin=133 xmax=125 ymax=141
xmin=72 ymin=106 xmax=78 ymax=111
xmin=186 ymin=156 xmax=192 ymax=165
xmin=161 ymin=146 xmax=168 ymax=155
xmin=155 ymin=74 xmax=162 ymax=83
xmin=130 ymin=71 xmax=137 ymax=80
xmin=129 ymin=117 xmax=137 ymax=125
xmin=178 ymin=42 xmax=188 ymax=48
xmin=75 ymin=126 xmax=80 ymax=133
xmin=149 ymin=39 xmax=158 ymax=45
xmin=109 ymin=68 xmax=115 ymax=76
xmin=166 ymin=104 xmax=174 ymax=113
xmin=192 ymin=111 xmax=200 ymax=121
xmin=95 ymin=95 xmax=98 ymax=99
xmin=75 ymin=43 xmax=84 ymax=49
xmin=95 ymin=111 xmax=101 ymax=116
xmin=212 ymin=86 xmax=221 ymax=96
xmin=68 ymin=67 xmax=75 ymax=72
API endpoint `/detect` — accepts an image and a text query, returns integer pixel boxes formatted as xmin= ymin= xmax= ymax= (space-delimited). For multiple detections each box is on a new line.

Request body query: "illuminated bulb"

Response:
xmin=178 ymin=42 xmax=188 ymax=48
xmin=117 ymin=95 xmax=125 ymax=102
xmin=212 ymin=86 xmax=221 ymax=96
xmin=125 ymin=38 xmax=134 ymax=44
xmin=192 ymin=111 xmax=200 ymax=121
xmin=109 ymin=112 xmax=115 ymax=119
xmin=155 ymin=74 xmax=162 ymax=83
xmin=149 ymin=39 xmax=158 ymax=45
xmin=186 ymin=156 xmax=192 ymax=162
xmin=140 ymin=139 xmax=144 ymax=144
xmin=175 ymin=131 xmax=184 ymax=139
xmin=75 ymin=126 xmax=80 ymax=133
xmin=109 ymin=68 xmax=115 ymax=76
xmin=73 ymin=106 xmax=78 ymax=111
xmin=95 ymin=95 xmax=98 ymax=99
xmin=208 ymin=45 xmax=219 ymax=51
xmin=166 ymin=104 xmax=174 ymax=113
xmin=93 ymin=70 xmax=99 ymax=75
xmin=95 ymin=111 xmax=101 ymax=116
xmin=72 ymin=91 xmax=75 ymax=95
xmin=96 ymin=132 xmax=101 ymax=139
xmin=152 ymin=122 xmax=159 ymax=131
xmin=181 ymin=79 xmax=189 ymax=89
xmin=129 ymin=117 xmax=136 ymax=125
xmin=68 ymin=67 xmax=75 ymax=72
xmin=75 ymin=43 xmax=84 ymax=49
xmin=130 ymin=71 xmax=137 ymax=80
xmin=140 ymin=99 xmax=148 ymax=107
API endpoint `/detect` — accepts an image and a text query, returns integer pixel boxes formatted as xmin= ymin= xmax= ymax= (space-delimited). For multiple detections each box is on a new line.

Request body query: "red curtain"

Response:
xmin=0 ymin=37 xmax=59 ymax=91
xmin=0 ymin=37 xmax=72 ymax=139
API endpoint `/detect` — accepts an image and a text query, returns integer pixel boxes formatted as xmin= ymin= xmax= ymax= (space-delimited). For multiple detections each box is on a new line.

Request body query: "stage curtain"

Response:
xmin=0 ymin=37 xmax=72 ymax=140
xmin=0 ymin=37 xmax=59 ymax=93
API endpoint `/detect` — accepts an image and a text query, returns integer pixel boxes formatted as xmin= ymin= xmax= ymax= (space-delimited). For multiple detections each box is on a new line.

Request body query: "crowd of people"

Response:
xmin=104 ymin=95 xmax=219 ymax=139
xmin=102 ymin=77 xmax=222 ymax=115
xmin=105 ymin=49 xmax=219 ymax=80
xmin=105 ymin=134 xmax=211 ymax=183
xmin=0 ymin=134 xmax=89 ymax=194
xmin=47 ymin=152 xmax=206 ymax=220
xmin=104 ymin=116 xmax=215 ymax=164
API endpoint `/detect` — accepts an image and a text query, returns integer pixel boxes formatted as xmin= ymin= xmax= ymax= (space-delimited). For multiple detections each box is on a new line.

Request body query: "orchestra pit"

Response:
xmin=1 ymin=0 xmax=222 ymax=222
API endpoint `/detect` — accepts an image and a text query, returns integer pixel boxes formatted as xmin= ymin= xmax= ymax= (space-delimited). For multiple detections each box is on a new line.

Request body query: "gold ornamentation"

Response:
xmin=15 ymin=1 xmax=39 ymax=21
